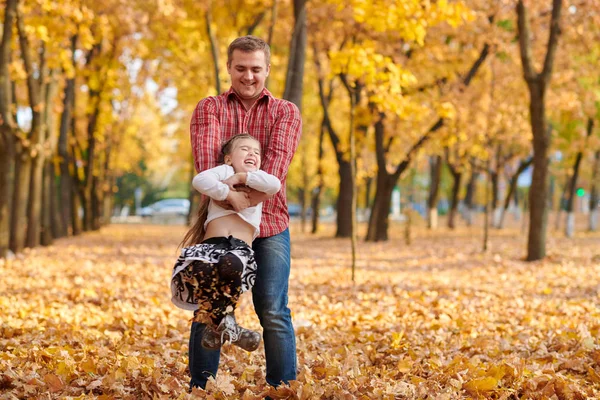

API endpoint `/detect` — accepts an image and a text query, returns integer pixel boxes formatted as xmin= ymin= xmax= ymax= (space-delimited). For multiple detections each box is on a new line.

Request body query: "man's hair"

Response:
xmin=227 ymin=35 xmax=271 ymax=66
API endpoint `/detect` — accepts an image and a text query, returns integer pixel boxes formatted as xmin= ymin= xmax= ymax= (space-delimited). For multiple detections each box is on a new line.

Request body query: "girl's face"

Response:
xmin=224 ymin=137 xmax=261 ymax=173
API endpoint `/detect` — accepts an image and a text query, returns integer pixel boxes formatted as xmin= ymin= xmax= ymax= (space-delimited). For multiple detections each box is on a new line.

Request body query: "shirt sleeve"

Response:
xmin=192 ymin=165 xmax=231 ymax=201
xmin=246 ymin=170 xmax=281 ymax=195
xmin=261 ymin=100 xmax=302 ymax=181
xmin=190 ymin=97 xmax=221 ymax=173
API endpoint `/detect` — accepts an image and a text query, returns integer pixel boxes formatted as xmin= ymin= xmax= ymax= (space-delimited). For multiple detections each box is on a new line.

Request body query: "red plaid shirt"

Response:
xmin=190 ymin=87 xmax=302 ymax=238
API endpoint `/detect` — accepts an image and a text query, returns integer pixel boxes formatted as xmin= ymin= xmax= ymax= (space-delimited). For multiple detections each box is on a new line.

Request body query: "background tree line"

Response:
xmin=1 ymin=0 xmax=598 ymax=261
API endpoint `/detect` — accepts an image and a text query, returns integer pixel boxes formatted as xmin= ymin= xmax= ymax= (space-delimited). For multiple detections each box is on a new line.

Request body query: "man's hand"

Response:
xmin=225 ymin=190 xmax=251 ymax=212
xmin=246 ymin=188 xmax=273 ymax=207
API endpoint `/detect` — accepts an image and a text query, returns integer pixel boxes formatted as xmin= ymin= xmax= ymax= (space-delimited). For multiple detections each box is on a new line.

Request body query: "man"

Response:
xmin=189 ymin=35 xmax=301 ymax=389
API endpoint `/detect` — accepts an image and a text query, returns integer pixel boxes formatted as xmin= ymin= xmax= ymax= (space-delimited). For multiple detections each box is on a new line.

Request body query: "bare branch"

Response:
xmin=541 ymin=0 xmax=563 ymax=84
xmin=516 ymin=0 xmax=537 ymax=81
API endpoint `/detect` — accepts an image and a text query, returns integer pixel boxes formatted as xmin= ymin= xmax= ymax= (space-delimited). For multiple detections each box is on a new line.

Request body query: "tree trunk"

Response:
xmin=282 ymin=0 xmax=307 ymax=110
xmin=527 ymin=86 xmax=551 ymax=260
xmin=447 ymin=169 xmax=462 ymax=229
xmin=490 ymin=170 xmax=500 ymax=227
xmin=0 ymin=0 xmax=19 ymax=258
xmin=589 ymin=150 xmax=599 ymax=231
xmin=462 ymin=168 xmax=478 ymax=226
xmin=498 ymin=157 xmax=532 ymax=229
xmin=49 ymin=161 xmax=63 ymax=240
xmin=205 ymin=5 xmax=221 ymax=94
xmin=427 ymin=155 xmax=443 ymax=229
xmin=527 ymin=90 xmax=552 ymax=261
xmin=336 ymin=160 xmax=353 ymax=238
xmin=517 ymin=0 xmax=562 ymax=261
xmin=10 ymin=150 xmax=31 ymax=253
xmin=57 ymin=35 xmax=77 ymax=237
xmin=17 ymin=3 xmax=44 ymax=249
xmin=483 ymin=159 xmax=491 ymax=252
xmin=310 ymin=120 xmax=325 ymax=234
xmin=41 ymin=160 xmax=54 ymax=246
xmin=26 ymin=146 xmax=45 ymax=247
xmin=314 ymin=53 xmax=352 ymax=238
xmin=366 ymin=173 xmax=395 ymax=241
xmin=564 ymin=117 xmax=593 ymax=238
xmin=554 ymin=175 xmax=569 ymax=231
xmin=71 ymin=143 xmax=83 ymax=236
xmin=0 ymin=129 xmax=15 ymax=257
xmin=95 ymin=176 xmax=104 ymax=230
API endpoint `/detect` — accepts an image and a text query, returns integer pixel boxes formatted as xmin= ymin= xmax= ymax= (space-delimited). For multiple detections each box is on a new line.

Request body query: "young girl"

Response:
xmin=170 ymin=133 xmax=281 ymax=352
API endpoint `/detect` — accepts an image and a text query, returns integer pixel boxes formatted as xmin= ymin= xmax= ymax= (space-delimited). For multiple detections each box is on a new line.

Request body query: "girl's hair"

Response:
xmin=180 ymin=133 xmax=259 ymax=248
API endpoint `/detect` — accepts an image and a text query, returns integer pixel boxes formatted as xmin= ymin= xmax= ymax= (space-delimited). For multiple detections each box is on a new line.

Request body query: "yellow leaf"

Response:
xmin=397 ymin=359 xmax=411 ymax=373
xmin=80 ymin=358 xmax=97 ymax=374
xmin=391 ymin=331 xmax=404 ymax=349
xmin=464 ymin=377 xmax=498 ymax=394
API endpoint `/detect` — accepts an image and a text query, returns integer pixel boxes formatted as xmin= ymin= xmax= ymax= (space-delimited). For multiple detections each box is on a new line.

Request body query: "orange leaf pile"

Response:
xmin=1 ymin=223 xmax=599 ymax=399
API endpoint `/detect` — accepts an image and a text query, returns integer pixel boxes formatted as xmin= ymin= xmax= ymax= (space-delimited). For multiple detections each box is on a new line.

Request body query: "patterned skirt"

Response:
xmin=170 ymin=236 xmax=257 ymax=311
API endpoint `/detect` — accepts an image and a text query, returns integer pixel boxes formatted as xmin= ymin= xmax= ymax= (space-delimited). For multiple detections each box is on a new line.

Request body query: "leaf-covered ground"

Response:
xmin=1 ymin=221 xmax=600 ymax=399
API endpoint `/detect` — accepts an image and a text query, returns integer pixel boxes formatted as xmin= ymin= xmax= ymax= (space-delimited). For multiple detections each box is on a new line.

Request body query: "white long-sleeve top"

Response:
xmin=192 ymin=164 xmax=281 ymax=240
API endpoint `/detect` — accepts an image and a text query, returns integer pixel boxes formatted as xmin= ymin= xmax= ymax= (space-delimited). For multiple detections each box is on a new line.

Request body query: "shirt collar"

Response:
xmin=225 ymin=87 xmax=273 ymax=105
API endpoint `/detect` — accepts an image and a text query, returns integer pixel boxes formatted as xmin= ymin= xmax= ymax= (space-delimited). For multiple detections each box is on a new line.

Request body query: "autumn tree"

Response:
xmin=516 ymin=0 xmax=563 ymax=261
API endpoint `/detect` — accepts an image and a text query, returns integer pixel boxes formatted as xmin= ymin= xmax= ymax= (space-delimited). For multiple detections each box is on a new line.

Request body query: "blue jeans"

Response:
xmin=188 ymin=228 xmax=297 ymax=388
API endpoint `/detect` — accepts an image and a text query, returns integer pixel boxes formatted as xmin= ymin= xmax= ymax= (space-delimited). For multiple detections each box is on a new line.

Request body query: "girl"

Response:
xmin=171 ymin=133 xmax=281 ymax=352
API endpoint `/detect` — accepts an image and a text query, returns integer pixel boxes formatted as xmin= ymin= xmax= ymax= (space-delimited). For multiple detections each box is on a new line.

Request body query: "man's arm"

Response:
xmin=190 ymin=97 xmax=221 ymax=173
xmin=246 ymin=101 xmax=302 ymax=206
xmin=261 ymin=101 xmax=302 ymax=181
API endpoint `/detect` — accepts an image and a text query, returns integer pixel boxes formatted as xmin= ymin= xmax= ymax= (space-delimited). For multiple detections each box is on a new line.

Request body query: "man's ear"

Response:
xmin=266 ymin=64 xmax=271 ymax=77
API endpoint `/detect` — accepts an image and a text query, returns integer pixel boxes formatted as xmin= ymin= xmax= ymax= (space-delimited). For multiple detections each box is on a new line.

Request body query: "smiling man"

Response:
xmin=188 ymin=36 xmax=302 ymax=391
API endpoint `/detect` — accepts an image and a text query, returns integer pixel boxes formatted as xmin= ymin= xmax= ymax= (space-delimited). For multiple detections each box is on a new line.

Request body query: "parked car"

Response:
xmin=288 ymin=204 xmax=312 ymax=218
xmin=139 ymin=198 xmax=190 ymax=218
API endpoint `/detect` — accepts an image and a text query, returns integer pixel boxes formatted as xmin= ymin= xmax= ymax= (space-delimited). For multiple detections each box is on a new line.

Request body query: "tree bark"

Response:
xmin=57 ymin=35 xmax=77 ymax=237
xmin=447 ymin=164 xmax=462 ymax=230
xmin=366 ymin=172 xmax=395 ymax=242
xmin=462 ymin=166 xmax=478 ymax=226
xmin=336 ymin=160 xmax=353 ymax=238
xmin=498 ymin=156 xmax=532 ymax=229
xmin=10 ymin=152 xmax=31 ymax=253
xmin=282 ymin=0 xmax=307 ymax=111
xmin=41 ymin=160 xmax=54 ymax=246
xmin=564 ymin=117 xmax=593 ymax=237
xmin=517 ymin=0 xmax=563 ymax=261
xmin=0 ymin=0 xmax=19 ymax=257
xmin=427 ymin=155 xmax=443 ymax=229
xmin=18 ymin=8 xmax=44 ymax=247
xmin=310 ymin=119 xmax=326 ymax=234
xmin=589 ymin=149 xmax=600 ymax=231
xmin=205 ymin=5 xmax=221 ymax=94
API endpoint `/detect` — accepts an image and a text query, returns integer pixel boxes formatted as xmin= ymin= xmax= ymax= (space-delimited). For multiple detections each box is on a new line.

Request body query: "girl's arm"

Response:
xmin=223 ymin=170 xmax=281 ymax=196
xmin=246 ymin=170 xmax=281 ymax=195
xmin=192 ymin=165 xmax=231 ymax=201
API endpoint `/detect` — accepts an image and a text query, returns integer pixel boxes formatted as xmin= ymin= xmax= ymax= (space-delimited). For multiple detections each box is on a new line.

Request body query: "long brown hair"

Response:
xmin=180 ymin=133 xmax=259 ymax=248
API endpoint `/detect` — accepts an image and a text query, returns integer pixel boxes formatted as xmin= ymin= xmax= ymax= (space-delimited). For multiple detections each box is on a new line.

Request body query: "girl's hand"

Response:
xmin=222 ymin=173 xmax=247 ymax=191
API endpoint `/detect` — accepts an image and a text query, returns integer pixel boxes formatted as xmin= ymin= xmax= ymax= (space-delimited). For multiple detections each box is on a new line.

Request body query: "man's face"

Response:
xmin=224 ymin=138 xmax=262 ymax=173
xmin=227 ymin=49 xmax=270 ymax=107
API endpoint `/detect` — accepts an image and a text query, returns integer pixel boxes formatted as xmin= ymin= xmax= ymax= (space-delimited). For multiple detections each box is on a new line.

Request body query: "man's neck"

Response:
xmin=241 ymin=98 xmax=258 ymax=110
